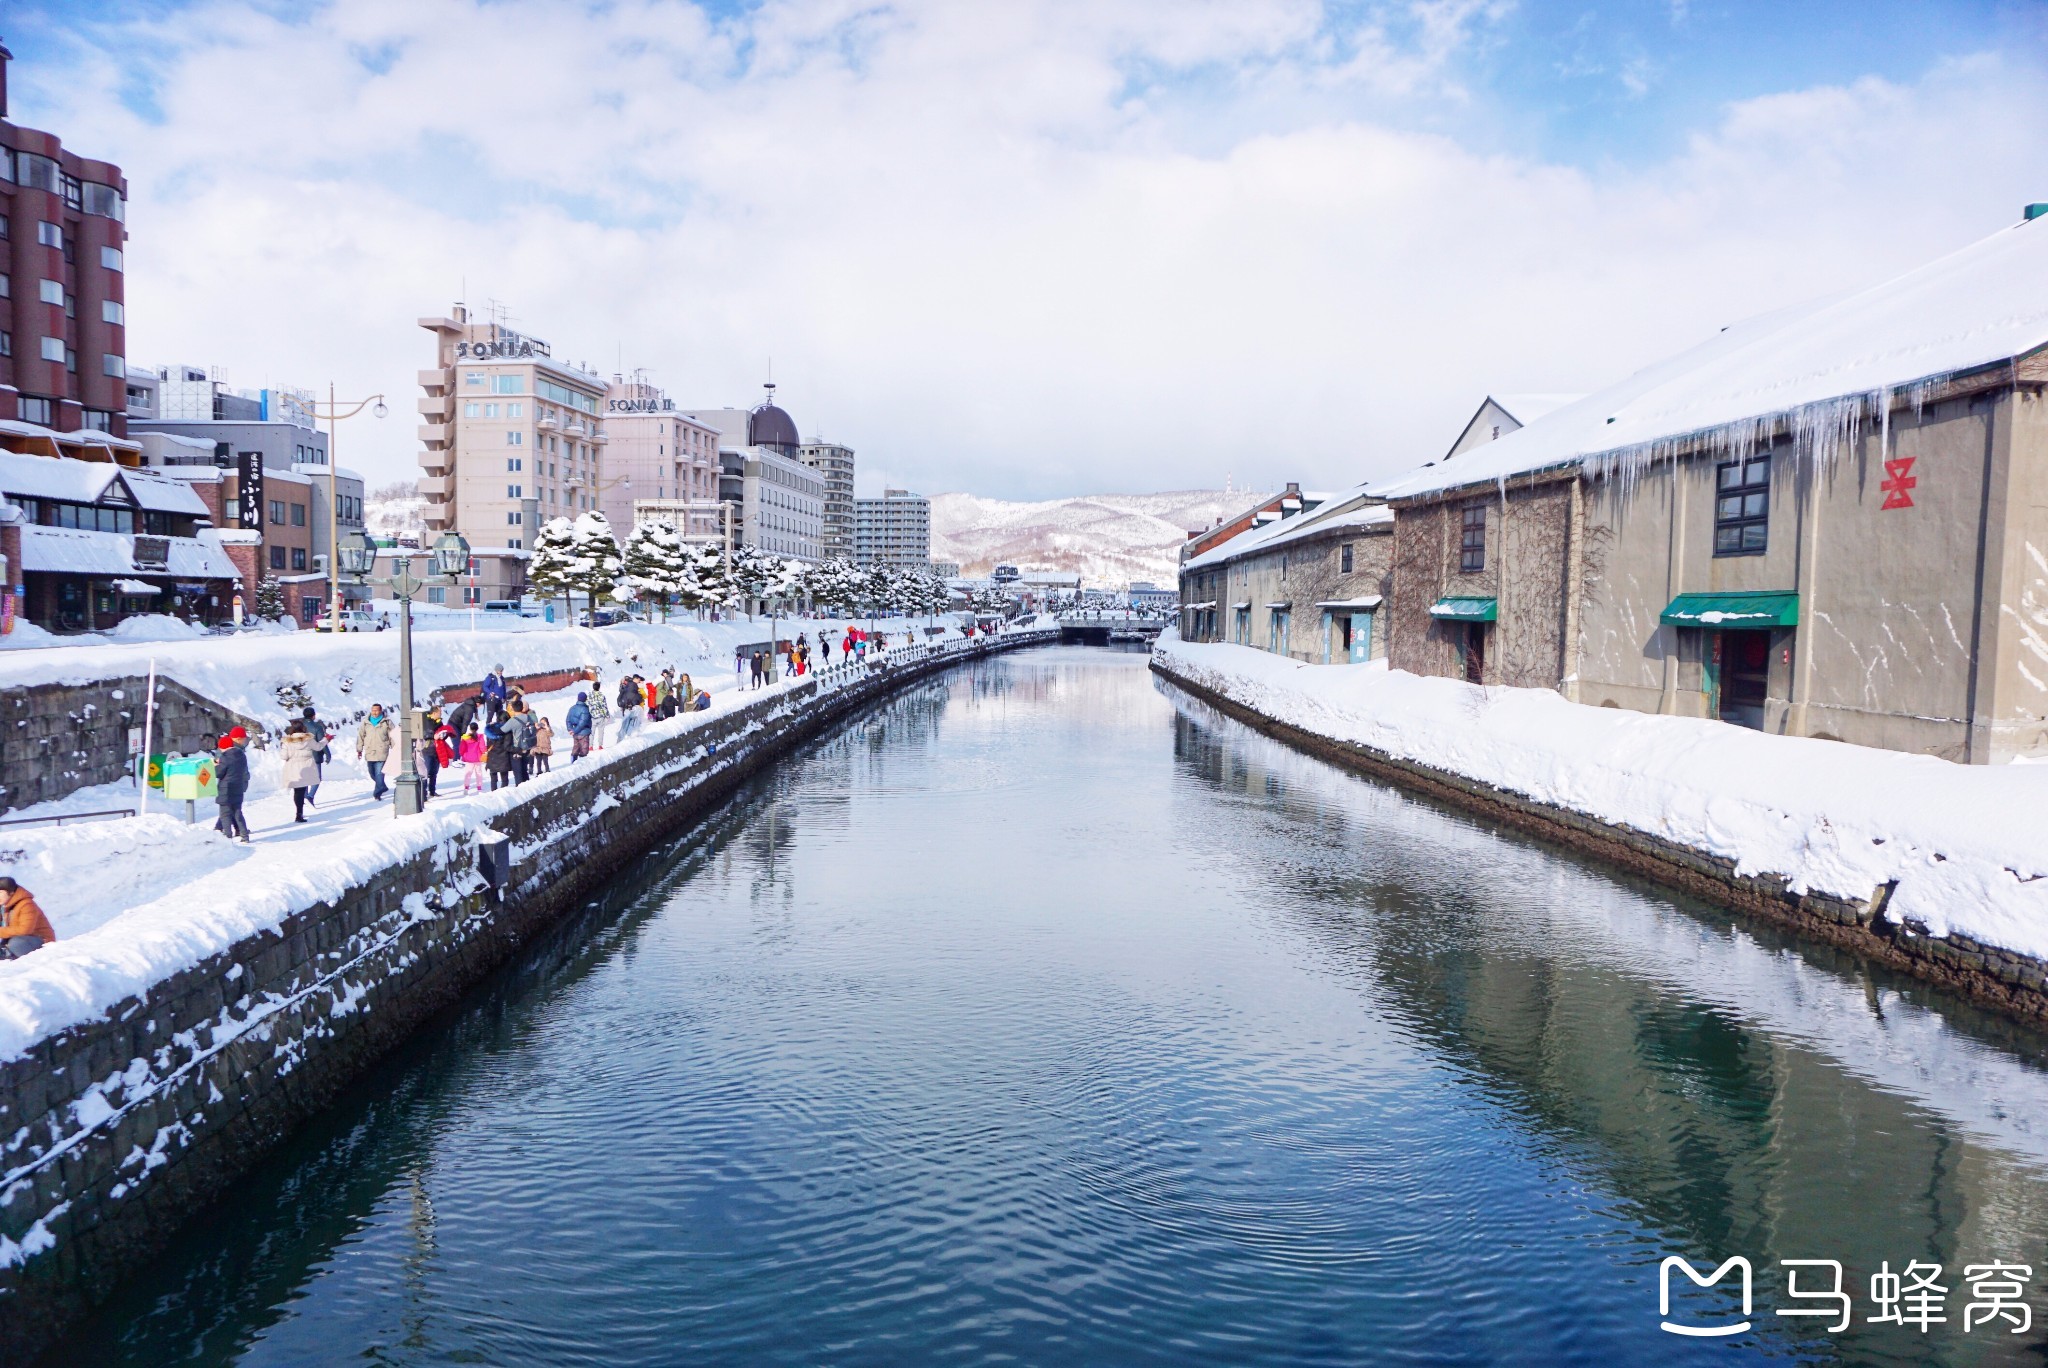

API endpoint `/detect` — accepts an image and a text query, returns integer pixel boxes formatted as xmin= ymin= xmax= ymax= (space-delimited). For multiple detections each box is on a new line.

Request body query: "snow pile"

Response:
xmin=1153 ymin=634 xmax=2048 ymax=961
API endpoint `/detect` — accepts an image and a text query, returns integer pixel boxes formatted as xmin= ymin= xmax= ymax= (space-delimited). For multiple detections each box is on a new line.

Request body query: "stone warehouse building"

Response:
xmin=1179 ymin=487 xmax=1394 ymax=665
xmin=1371 ymin=209 xmax=2048 ymax=763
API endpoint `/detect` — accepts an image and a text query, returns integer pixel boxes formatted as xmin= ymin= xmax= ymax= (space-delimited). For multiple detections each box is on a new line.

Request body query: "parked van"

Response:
xmin=481 ymin=600 xmax=523 ymax=615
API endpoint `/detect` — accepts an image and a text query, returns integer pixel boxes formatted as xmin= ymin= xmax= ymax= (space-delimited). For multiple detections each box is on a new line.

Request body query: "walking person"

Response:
xmin=587 ymin=679 xmax=611 ymax=750
xmin=485 ymin=716 xmax=514 ymax=791
xmin=616 ymin=674 xmax=643 ymax=739
xmin=508 ymin=702 xmax=537 ymax=785
xmin=735 ymin=647 xmax=746 ymax=689
xmin=676 ymin=673 xmax=693 ymax=717
xmin=418 ymin=705 xmax=446 ymax=799
xmin=750 ymin=652 xmax=765 ymax=689
xmin=820 ymin=635 xmax=831 ymax=668
xmin=301 ymin=705 xmax=329 ymax=806
xmin=0 ymin=877 xmax=55 ymax=958
xmin=213 ymin=732 xmax=251 ymax=843
xmin=567 ymin=693 xmax=593 ymax=761
xmin=282 ymin=719 xmax=320 ymax=822
xmin=358 ymin=704 xmax=394 ymax=801
xmin=532 ymin=715 xmax=555 ymax=775
xmin=459 ymin=724 xmax=486 ymax=793
xmin=482 ymin=666 xmax=508 ymax=710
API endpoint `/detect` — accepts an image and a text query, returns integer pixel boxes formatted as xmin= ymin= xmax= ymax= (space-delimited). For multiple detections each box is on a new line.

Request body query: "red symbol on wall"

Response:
xmin=1881 ymin=457 xmax=1918 ymax=509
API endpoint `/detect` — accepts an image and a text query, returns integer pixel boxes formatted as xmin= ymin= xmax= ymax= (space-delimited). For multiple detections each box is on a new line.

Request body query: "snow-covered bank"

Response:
xmin=0 ymin=626 xmax=1047 ymax=1064
xmin=0 ymin=614 xmax=962 ymax=733
xmin=1152 ymin=634 xmax=2048 ymax=962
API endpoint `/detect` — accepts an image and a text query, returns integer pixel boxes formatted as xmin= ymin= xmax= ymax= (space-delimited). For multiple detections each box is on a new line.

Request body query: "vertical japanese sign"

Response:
xmin=236 ymin=451 xmax=266 ymax=529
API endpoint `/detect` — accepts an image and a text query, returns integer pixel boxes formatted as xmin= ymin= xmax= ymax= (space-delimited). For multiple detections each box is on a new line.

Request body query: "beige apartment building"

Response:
xmin=416 ymin=305 xmax=608 ymax=550
xmin=601 ymin=374 xmax=723 ymax=539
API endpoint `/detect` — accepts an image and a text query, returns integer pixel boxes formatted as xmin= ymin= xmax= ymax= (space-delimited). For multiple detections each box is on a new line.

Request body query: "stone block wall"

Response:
xmin=0 ymin=630 xmax=1051 ymax=1360
xmin=0 ymin=676 xmax=264 ymax=814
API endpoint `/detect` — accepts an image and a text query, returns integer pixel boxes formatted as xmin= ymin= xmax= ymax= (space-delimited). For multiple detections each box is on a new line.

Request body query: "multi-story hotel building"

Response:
xmin=854 ymin=488 xmax=932 ymax=569
xmin=685 ymin=386 xmax=824 ymax=560
xmin=0 ymin=40 xmax=129 ymax=436
xmin=416 ymin=304 xmax=607 ymax=552
xmin=602 ymin=373 xmax=723 ymax=540
xmin=797 ymin=441 xmax=855 ymax=560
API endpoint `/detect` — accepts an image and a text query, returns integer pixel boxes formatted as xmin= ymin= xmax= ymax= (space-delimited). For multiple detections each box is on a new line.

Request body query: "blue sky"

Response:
xmin=5 ymin=0 xmax=2044 ymax=497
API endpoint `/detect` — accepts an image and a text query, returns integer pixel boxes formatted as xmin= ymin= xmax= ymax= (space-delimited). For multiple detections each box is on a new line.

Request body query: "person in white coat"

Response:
xmin=280 ymin=720 xmax=321 ymax=823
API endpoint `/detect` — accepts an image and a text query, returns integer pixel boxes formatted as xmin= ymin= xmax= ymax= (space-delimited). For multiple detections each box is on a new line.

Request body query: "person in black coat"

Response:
xmin=213 ymin=733 xmax=251 ymax=842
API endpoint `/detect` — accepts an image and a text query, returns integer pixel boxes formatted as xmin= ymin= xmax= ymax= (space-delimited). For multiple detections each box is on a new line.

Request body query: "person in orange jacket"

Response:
xmin=0 ymin=876 xmax=55 ymax=958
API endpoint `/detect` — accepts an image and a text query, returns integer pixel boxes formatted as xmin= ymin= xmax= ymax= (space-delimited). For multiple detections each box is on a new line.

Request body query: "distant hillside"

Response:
xmin=931 ymin=490 xmax=1262 ymax=588
xmin=365 ymin=483 xmax=425 ymax=544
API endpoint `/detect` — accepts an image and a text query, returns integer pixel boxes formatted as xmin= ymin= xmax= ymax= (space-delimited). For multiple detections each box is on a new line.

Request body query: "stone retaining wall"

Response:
xmin=0 ymin=631 xmax=1052 ymax=1361
xmin=1151 ymin=653 xmax=2048 ymax=1028
xmin=0 ymin=677 xmax=264 ymax=815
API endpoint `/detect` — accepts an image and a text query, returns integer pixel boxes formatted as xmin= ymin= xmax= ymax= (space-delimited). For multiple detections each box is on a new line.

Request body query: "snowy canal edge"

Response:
xmin=0 ymin=628 xmax=1056 ymax=1359
xmin=1150 ymin=632 xmax=2048 ymax=1020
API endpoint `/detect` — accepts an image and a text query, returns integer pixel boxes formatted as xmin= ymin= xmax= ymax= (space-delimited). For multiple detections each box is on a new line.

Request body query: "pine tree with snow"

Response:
xmin=526 ymin=516 xmax=582 ymax=624
xmin=254 ymin=574 xmax=288 ymax=622
xmin=569 ymin=511 xmax=627 ymax=618
xmin=623 ymin=519 xmax=688 ymax=620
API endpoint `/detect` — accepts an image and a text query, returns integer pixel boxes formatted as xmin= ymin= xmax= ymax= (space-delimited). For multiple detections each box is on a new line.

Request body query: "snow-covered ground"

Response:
xmin=0 ymin=620 xmax=1040 ymax=1064
xmin=1152 ymin=633 xmax=2048 ymax=962
xmin=0 ymin=611 xmax=957 ymax=734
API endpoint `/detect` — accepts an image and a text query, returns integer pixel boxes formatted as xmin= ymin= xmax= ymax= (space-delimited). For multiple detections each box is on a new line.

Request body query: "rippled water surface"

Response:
xmin=52 ymin=649 xmax=2048 ymax=1366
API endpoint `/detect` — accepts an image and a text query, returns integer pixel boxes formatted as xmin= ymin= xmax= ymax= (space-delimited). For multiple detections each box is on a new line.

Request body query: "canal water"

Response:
xmin=49 ymin=648 xmax=2048 ymax=1366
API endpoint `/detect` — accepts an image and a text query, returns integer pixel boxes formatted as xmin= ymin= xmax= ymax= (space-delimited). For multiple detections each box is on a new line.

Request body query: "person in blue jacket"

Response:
xmin=566 ymin=692 xmax=594 ymax=761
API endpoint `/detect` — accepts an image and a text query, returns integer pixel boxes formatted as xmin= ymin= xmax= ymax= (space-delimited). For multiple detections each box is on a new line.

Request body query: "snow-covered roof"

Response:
xmin=1494 ymin=393 xmax=1584 ymax=425
xmin=1376 ymin=214 xmax=2048 ymax=501
xmin=122 ymin=468 xmax=212 ymax=516
xmin=0 ymin=451 xmax=119 ymax=503
xmin=18 ymin=525 xmax=238 ymax=579
xmin=1182 ymin=485 xmax=1392 ymax=572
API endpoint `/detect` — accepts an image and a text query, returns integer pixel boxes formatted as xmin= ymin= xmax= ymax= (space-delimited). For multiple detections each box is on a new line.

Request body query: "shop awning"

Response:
xmin=1316 ymin=596 xmax=1383 ymax=610
xmin=1429 ymin=596 xmax=1497 ymax=622
xmin=113 ymin=578 xmax=162 ymax=594
xmin=1660 ymin=590 xmax=1799 ymax=627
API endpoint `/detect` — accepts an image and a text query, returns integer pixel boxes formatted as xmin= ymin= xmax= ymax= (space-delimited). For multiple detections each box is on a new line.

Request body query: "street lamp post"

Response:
xmin=310 ymin=387 xmax=387 ymax=633
xmin=340 ymin=528 xmax=471 ymax=817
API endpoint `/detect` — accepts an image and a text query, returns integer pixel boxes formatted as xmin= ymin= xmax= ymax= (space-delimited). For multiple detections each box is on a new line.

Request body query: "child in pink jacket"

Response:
xmin=459 ymin=725 xmax=486 ymax=793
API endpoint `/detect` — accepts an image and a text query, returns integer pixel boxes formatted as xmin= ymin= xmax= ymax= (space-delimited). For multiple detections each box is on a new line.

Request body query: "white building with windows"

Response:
xmin=853 ymin=488 xmax=930 ymax=569
xmin=686 ymin=386 xmax=824 ymax=560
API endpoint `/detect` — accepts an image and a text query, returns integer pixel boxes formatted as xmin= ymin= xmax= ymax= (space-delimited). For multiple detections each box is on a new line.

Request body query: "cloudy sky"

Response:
xmin=10 ymin=0 xmax=2046 ymax=499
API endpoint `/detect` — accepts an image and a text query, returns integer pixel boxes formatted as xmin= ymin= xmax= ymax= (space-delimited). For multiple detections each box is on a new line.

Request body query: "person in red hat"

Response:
xmin=214 ymin=730 xmax=251 ymax=842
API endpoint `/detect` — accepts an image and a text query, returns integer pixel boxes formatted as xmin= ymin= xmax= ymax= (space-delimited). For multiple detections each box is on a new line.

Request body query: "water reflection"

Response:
xmin=45 ymin=649 xmax=2048 ymax=1368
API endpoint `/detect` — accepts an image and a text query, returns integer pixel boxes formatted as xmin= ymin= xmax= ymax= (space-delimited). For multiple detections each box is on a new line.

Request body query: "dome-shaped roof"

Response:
xmin=748 ymin=399 xmax=800 ymax=453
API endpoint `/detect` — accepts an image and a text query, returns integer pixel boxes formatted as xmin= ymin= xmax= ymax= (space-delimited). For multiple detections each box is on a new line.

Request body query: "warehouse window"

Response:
xmin=1459 ymin=503 xmax=1486 ymax=573
xmin=1714 ymin=455 xmax=1771 ymax=556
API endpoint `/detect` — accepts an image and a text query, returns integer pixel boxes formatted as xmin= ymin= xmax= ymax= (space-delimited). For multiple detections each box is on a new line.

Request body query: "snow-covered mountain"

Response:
xmin=365 ymin=483 xmax=425 ymax=544
xmin=931 ymin=490 xmax=1261 ymax=588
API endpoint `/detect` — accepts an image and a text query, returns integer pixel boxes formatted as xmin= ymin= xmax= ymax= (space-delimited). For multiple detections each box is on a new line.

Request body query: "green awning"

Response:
xmin=1429 ymin=596 xmax=1497 ymax=622
xmin=1660 ymin=590 xmax=1799 ymax=628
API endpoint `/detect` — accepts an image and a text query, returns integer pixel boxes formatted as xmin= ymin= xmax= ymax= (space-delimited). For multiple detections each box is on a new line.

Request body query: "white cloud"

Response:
xmin=14 ymin=2 xmax=2047 ymax=499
